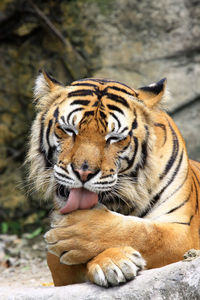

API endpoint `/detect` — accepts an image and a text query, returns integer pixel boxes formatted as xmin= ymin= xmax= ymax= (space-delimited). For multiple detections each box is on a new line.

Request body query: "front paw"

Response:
xmin=44 ymin=206 xmax=108 ymax=265
xmin=87 ymin=247 xmax=146 ymax=287
xmin=44 ymin=228 xmax=92 ymax=265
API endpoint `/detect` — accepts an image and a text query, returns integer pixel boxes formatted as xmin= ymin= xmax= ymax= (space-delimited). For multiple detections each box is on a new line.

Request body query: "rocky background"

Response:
xmin=0 ymin=0 xmax=200 ymax=233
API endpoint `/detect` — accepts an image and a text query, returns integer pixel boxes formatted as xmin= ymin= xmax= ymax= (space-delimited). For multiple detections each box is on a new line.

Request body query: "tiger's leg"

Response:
xmin=47 ymin=252 xmax=87 ymax=286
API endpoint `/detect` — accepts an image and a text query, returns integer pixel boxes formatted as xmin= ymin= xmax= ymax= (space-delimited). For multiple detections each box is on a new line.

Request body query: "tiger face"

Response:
xmin=28 ymin=72 xmax=166 ymax=215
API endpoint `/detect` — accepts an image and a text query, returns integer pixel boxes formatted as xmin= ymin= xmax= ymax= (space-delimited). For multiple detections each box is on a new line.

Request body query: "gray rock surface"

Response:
xmin=91 ymin=0 xmax=200 ymax=112
xmin=0 ymin=257 xmax=200 ymax=300
xmin=173 ymin=100 xmax=200 ymax=161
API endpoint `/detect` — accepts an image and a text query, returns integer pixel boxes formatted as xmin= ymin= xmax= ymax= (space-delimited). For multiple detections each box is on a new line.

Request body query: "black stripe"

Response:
xmin=192 ymin=173 xmax=199 ymax=213
xmin=54 ymin=132 xmax=61 ymax=139
xmin=109 ymin=86 xmax=133 ymax=96
xmin=54 ymin=175 xmax=71 ymax=185
xmin=131 ymin=109 xmax=138 ymax=130
xmin=68 ymin=89 xmax=94 ymax=97
xmin=57 ymin=125 xmax=67 ymax=134
xmin=95 ymin=88 xmax=106 ymax=101
xmin=93 ymin=101 xmax=99 ymax=107
xmin=53 ymin=107 xmax=59 ymax=122
xmin=55 ymin=172 xmax=72 ymax=181
xmin=70 ymin=100 xmax=90 ymax=106
xmin=46 ymin=119 xmax=52 ymax=147
xmin=61 ymin=115 xmax=66 ymax=124
xmin=106 ymin=92 xmax=130 ymax=108
xmin=118 ymin=140 xmax=131 ymax=153
xmin=84 ymin=110 xmax=94 ymax=117
xmin=160 ymin=121 xmax=179 ymax=180
xmin=100 ymin=174 xmax=114 ymax=179
xmin=110 ymin=112 xmax=121 ymax=129
xmin=38 ymin=112 xmax=52 ymax=168
xmin=128 ymin=126 xmax=149 ymax=181
xmin=67 ymin=107 xmax=83 ymax=123
xmin=141 ymin=125 xmax=149 ymax=168
xmin=154 ymin=151 xmax=184 ymax=202
xmin=47 ymin=146 xmax=55 ymax=167
xmin=155 ymin=169 xmax=189 ymax=208
xmin=171 ymin=215 xmax=193 ymax=226
xmin=72 ymin=78 xmax=133 ymax=91
xmin=141 ymin=151 xmax=184 ymax=217
xmin=46 ymin=119 xmax=55 ymax=166
xmin=75 ymin=78 xmax=106 ymax=83
xmin=154 ymin=122 xmax=167 ymax=146
xmin=100 ymin=110 xmax=107 ymax=119
xmin=71 ymin=83 xmax=99 ymax=88
xmin=94 ymin=179 xmax=116 ymax=185
xmin=119 ymin=126 xmax=128 ymax=134
xmin=166 ymin=194 xmax=190 ymax=214
xmin=99 ymin=117 xmax=107 ymax=130
xmin=46 ymin=119 xmax=53 ymax=147
xmin=106 ymin=136 xmax=120 ymax=144
xmin=58 ymin=165 xmax=69 ymax=174
xmin=132 ymin=118 xmax=138 ymax=130
xmin=39 ymin=113 xmax=45 ymax=155
xmin=120 ymin=137 xmax=138 ymax=173
xmin=107 ymin=104 xmax=124 ymax=115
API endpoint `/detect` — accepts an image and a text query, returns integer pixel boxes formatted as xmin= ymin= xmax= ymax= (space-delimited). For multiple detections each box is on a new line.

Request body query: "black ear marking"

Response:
xmin=138 ymin=78 xmax=167 ymax=95
xmin=40 ymin=69 xmax=63 ymax=86
xmin=135 ymin=78 xmax=167 ymax=108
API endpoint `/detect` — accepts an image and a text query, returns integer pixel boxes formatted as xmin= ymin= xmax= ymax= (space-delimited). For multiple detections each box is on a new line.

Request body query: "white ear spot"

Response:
xmin=34 ymin=72 xmax=51 ymax=101
xmin=149 ymin=82 xmax=156 ymax=87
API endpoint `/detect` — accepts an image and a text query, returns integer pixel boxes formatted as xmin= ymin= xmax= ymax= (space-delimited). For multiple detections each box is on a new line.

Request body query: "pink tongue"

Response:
xmin=60 ymin=188 xmax=98 ymax=214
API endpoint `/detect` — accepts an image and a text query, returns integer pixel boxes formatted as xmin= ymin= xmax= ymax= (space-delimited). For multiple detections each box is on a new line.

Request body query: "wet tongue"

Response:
xmin=60 ymin=188 xmax=98 ymax=214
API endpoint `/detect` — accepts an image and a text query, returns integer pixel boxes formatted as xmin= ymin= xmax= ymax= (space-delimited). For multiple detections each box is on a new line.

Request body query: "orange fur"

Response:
xmin=27 ymin=73 xmax=200 ymax=287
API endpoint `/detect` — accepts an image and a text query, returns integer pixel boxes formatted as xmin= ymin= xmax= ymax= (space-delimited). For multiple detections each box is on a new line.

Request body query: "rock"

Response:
xmin=172 ymin=99 xmax=200 ymax=161
xmin=0 ymin=257 xmax=200 ymax=300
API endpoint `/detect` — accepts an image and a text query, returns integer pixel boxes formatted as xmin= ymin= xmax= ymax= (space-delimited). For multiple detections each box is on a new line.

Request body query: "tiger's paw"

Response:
xmin=87 ymin=247 xmax=146 ymax=287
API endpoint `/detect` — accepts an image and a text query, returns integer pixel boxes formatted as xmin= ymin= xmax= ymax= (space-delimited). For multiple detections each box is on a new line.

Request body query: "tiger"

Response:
xmin=27 ymin=71 xmax=200 ymax=287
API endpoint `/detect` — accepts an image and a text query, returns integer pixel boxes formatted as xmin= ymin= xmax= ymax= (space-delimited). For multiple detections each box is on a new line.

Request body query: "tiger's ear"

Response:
xmin=135 ymin=78 xmax=167 ymax=108
xmin=34 ymin=70 xmax=63 ymax=108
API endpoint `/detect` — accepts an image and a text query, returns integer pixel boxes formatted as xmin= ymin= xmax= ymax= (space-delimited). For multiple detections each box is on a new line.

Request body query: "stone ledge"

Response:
xmin=0 ymin=257 xmax=200 ymax=300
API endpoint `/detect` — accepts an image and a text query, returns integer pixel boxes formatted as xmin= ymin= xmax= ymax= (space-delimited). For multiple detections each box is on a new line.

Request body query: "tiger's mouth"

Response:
xmin=56 ymin=184 xmax=98 ymax=214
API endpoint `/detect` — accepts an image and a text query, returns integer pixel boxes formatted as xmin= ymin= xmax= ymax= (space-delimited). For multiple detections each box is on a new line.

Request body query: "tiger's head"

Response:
xmin=27 ymin=71 xmax=167 ymax=215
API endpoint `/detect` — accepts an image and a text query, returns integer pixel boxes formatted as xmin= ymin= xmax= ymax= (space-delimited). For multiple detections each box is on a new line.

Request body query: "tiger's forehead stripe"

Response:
xmin=70 ymin=78 xmax=135 ymax=97
xmin=48 ymin=78 xmax=138 ymax=136
xmin=68 ymin=89 xmax=94 ymax=97
xmin=67 ymin=78 xmax=136 ymax=115
xmin=70 ymin=100 xmax=90 ymax=106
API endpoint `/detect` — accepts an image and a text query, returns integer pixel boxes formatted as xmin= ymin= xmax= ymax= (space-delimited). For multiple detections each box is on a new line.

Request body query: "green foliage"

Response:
xmin=1 ymin=220 xmax=21 ymax=235
xmin=23 ymin=227 xmax=43 ymax=239
xmin=1 ymin=222 xmax=9 ymax=234
xmin=0 ymin=209 xmax=48 ymax=236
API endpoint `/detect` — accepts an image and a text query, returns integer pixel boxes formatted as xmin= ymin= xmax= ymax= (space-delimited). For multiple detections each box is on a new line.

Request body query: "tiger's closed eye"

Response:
xmin=106 ymin=134 xmax=127 ymax=145
xmin=61 ymin=126 xmax=77 ymax=137
xmin=57 ymin=122 xmax=78 ymax=137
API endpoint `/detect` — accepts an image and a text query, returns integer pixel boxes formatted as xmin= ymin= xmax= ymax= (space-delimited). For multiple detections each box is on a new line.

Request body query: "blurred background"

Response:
xmin=0 ymin=0 xmax=200 ymax=237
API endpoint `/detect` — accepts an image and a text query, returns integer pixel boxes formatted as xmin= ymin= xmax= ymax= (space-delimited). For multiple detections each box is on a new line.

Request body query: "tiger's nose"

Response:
xmin=75 ymin=169 xmax=94 ymax=182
